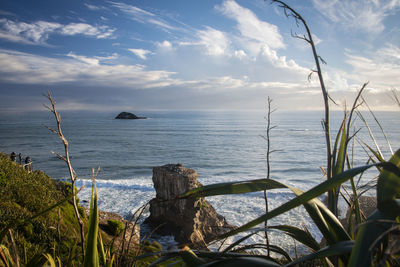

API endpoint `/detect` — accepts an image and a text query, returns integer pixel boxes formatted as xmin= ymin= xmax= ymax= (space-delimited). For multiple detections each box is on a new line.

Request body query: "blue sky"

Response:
xmin=0 ymin=0 xmax=399 ymax=112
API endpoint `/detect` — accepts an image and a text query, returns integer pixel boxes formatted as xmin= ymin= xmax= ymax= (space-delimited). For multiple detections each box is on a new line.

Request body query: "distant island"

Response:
xmin=115 ymin=112 xmax=147 ymax=120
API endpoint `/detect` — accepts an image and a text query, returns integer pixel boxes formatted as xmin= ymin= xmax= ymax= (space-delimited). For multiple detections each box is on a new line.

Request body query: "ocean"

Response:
xmin=0 ymin=109 xmax=398 ymax=252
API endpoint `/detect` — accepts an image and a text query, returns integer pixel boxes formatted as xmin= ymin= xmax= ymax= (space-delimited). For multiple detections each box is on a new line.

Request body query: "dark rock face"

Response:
xmin=115 ymin=112 xmax=146 ymax=119
xmin=145 ymin=164 xmax=233 ymax=249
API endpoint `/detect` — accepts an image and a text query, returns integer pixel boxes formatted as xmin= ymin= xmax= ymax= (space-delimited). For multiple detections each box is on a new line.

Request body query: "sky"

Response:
xmin=0 ymin=0 xmax=399 ymax=112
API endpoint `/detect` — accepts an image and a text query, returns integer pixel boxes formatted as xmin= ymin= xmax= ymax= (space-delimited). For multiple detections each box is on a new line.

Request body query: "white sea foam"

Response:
xmin=76 ymin=176 xmax=326 ymax=254
xmin=77 ymin=178 xmax=155 ymax=217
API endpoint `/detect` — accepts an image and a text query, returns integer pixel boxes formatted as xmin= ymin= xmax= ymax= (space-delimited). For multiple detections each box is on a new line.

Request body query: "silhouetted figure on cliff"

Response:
xmin=24 ymin=156 xmax=32 ymax=172
xmin=10 ymin=152 xmax=16 ymax=162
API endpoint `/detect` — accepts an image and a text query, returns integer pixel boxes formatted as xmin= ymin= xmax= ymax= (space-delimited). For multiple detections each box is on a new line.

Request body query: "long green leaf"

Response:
xmin=268 ymin=225 xmax=320 ymax=252
xmin=83 ymin=181 xmax=99 ymax=267
xmin=289 ymin=186 xmax=351 ymax=264
xmin=219 ymin=164 xmax=378 ymax=239
xmin=199 ymin=256 xmax=281 ymax=267
xmin=348 ymin=210 xmax=393 ymax=267
xmin=97 ymin=230 xmax=106 ymax=266
xmin=0 ymin=244 xmax=14 ymax=267
xmin=232 ymin=244 xmax=293 ymax=262
xmin=288 ymin=186 xmax=349 ymax=247
xmin=43 ymin=254 xmax=56 ymax=267
xmin=333 ymin=118 xmax=347 ymax=176
xmin=178 ymin=179 xmax=286 ymax=198
xmin=349 ymin=149 xmax=400 ymax=266
xmin=222 ymin=232 xmax=257 ymax=252
xmin=377 ymin=148 xmax=400 ymax=217
xmin=285 ymin=241 xmax=354 ymax=267
xmin=317 ymin=203 xmax=351 ymax=242
xmin=180 ymin=246 xmax=206 ymax=267
xmin=362 ymin=141 xmax=385 ymax=163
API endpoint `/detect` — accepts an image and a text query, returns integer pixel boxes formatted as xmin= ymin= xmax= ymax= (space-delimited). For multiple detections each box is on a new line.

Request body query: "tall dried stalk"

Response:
xmin=272 ymin=0 xmax=335 ymax=214
xmin=391 ymin=88 xmax=400 ymax=107
xmin=261 ymin=97 xmax=276 ymax=255
xmin=44 ymin=91 xmax=85 ymax=257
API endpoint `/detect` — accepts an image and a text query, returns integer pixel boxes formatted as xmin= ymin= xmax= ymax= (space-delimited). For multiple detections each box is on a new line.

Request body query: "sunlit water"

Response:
xmin=1 ymin=110 xmax=399 ymax=253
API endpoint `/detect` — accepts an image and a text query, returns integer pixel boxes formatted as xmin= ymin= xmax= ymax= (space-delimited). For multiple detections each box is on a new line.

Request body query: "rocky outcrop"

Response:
xmin=145 ymin=164 xmax=233 ymax=249
xmin=115 ymin=112 xmax=147 ymax=119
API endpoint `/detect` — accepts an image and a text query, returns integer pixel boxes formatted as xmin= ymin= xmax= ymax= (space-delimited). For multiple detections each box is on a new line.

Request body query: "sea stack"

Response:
xmin=115 ymin=112 xmax=147 ymax=119
xmin=145 ymin=164 xmax=233 ymax=249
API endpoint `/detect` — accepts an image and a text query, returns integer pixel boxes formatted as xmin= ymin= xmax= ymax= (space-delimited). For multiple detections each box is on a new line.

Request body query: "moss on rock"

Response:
xmin=107 ymin=219 xmax=125 ymax=236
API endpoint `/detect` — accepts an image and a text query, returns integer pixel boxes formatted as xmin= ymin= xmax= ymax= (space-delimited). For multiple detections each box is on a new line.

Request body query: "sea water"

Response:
xmin=0 ymin=110 xmax=399 ymax=253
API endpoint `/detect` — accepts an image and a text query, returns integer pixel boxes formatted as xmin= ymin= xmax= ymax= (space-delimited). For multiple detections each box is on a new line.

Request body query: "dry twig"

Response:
xmin=44 ymin=91 xmax=86 ymax=257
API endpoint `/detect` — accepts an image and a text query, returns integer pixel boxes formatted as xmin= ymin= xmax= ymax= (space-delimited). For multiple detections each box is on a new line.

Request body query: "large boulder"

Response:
xmin=145 ymin=164 xmax=233 ymax=249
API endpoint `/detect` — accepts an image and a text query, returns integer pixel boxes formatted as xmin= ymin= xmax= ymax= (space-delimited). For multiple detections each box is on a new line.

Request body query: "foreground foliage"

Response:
xmin=0 ymin=152 xmax=84 ymax=265
xmin=1 ymin=1 xmax=399 ymax=266
xmin=0 ymin=153 xmax=169 ymax=267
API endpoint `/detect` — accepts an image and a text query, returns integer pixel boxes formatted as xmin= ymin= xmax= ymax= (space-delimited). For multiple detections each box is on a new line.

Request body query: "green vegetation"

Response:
xmin=0 ymin=152 xmax=83 ymax=264
xmin=0 ymin=153 xmax=170 ymax=266
xmin=107 ymin=220 xmax=125 ymax=236
xmin=1 ymin=1 xmax=399 ymax=266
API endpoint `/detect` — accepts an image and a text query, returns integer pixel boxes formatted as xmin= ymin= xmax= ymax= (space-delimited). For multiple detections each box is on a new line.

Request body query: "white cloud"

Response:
xmin=312 ymin=33 xmax=322 ymax=45
xmin=196 ymin=26 xmax=230 ymax=56
xmin=0 ymin=30 xmax=36 ymax=45
xmin=177 ymin=26 xmax=231 ymax=56
xmin=259 ymin=45 xmax=309 ymax=74
xmin=194 ymin=76 xmax=245 ymax=90
xmin=318 ymin=43 xmax=400 ymax=95
xmin=377 ymin=43 xmax=400 ymax=62
xmin=0 ymin=19 xmax=60 ymax=44
xmin=234 ymin=49 xmax=247 ymax=59
xmin=0 ymin=19 xmax=115 ymax=45
xmin=110 ymin=2 xmax=177 ymax=31
xmin=0 ymin=49 xmax=179 ymax=88
xmin=60 ymin=23 xmax=114 ymax=39
xmin=156 ymin=40 xmax=173 ymax=50
xmin=84 ymin=3 xmax=107 ymax=11
xmin=345 ymin=46 xmax=400 ymax=89
xmin=216 ymin=0 xmax=285 ymax=50
xmin=128 ymin=48 xmax=152 ymax=60
xmin=312 ymin=0 xmax=400 ymax=33
xmin=66 ymin=52 xmax=100 ymax=65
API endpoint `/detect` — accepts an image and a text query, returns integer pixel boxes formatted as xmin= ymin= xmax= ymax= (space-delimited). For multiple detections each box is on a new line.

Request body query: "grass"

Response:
xmin=0 ymin=152 xmax=83 ymax=264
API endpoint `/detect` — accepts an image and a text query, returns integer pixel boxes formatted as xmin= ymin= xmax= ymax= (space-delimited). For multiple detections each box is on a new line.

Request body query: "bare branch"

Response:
xmin=44 ymin=91 xmax=85 ymax=257
xmin=272 ymin=0 xmax=334 ymax=214
xmin=328 ymin=93 xmax=338 ymax=106
xmin=308 ymin=70 xmax=317 ymax=82
xmin=51 ymin=151 xmax=67 ymax=162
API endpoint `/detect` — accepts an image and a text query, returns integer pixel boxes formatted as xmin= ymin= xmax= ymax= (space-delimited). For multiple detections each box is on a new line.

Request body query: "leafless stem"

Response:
xmin=44 ymin=91 xmax=85 ymax=257
xmin=342 ymin=83 xmax=368 ymax=172
xmin=263 ymin=97 xmax=275 ymax=256
xmin=391 ymin=88 xmax=400 ymax=107
xmin=271 ymin=0 xmax=334 ymax=213
xmin=360 ymin=96 xmax=393 ymax=155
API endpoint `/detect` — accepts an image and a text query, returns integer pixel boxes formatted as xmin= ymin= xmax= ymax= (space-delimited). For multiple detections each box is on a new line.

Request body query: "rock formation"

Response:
xmin=115 ymin=112 xmax=147 ymax=119
xmin=145 ymin=164 xmax=233 ymax=249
